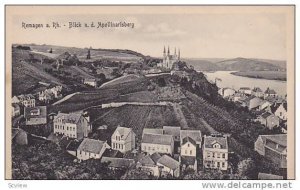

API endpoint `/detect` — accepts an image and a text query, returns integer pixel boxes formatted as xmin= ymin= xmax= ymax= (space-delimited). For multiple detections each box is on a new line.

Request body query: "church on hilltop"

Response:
xmin=157 ymin=46 xmax=180 ymax=69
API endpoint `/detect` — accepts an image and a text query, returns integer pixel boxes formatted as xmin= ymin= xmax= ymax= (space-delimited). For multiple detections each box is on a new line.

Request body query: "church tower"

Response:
xmin=163 ymin=46 xmax=166 ymax=58
xmin=178 ymin=48 xmax=180 ymax=60
xmin=167 ymin=46 xmax=170 ymax=56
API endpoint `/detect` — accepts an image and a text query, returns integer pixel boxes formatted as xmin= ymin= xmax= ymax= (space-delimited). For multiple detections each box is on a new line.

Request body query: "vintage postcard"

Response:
xmin=5 ymin=5 xmax=295 ymax=180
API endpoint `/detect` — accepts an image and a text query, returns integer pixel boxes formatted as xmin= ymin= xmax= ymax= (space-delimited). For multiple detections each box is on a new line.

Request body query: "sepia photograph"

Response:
xmin=5 ymin=5 xmax=295 ymax=181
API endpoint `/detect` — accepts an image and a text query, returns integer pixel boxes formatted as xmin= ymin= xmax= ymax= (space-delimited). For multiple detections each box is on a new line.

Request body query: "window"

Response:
xmin=207 ymin=152 xmax=210 ymax=157
xmin=217 ymin=162 xmax=220 ymax=168
xmin=67 ymin=127 xmax=69 ymax=130
xmin=222 ymin=153 xmax=225 ymax=158
xmin=190 ymin=150 xmax=192 ymax=155
xmin=222 ymin=162 xmax=225 ymax=168
xmin=187 ymin=143 xmax=190 ymax=147
xmin=212 ymin=153 xmax=215 ymax=158
xmin=217 ymin=153 xmax=220 ymax=158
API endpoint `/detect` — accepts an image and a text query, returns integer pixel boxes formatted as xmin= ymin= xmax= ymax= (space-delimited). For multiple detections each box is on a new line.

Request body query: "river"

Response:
xmin=203 ymin=71 xmax=287 ymax=97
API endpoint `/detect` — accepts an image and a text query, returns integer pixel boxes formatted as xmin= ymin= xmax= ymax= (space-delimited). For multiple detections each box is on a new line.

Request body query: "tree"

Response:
xmin=87 ymin=49 xmax=91 ymax=59
xmin=157 ymin=78 xmax=166 ymax=87
xmin=121 ymin=168 xmax=152 ymax=180
xmin=49 ymin=48 xmax=53 ymax=53
xmin=237 ymin=158 xmax=256 ymax=179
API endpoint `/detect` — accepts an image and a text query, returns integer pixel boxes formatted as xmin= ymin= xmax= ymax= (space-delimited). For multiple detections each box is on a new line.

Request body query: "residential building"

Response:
xmin=180 ymin=130 xmax=202 ymax=148
xmin=258 ymin=100 xmax=272 ymax=111
xmin=141 ymin=133 xmax=174 ymax=155
xmin=203 ymin=135 xmax=229 ymax=171
xmin=50 ymin=85 xmax=63 ymax=98
xmin=53 ymin=112 xmax=91 ymax=139
xmin=77 ymin=138 xmax=110 ymax=161
xmin=12 ymin=103 xmax=20 ymax=117
xmin=24 ymin=106 xmax=47 ymax=125
xmin=238 ymin=87 xmax=252 ymax=95
xmin=232 ymin=92 xmax=247 ymax=102
xmin=84 ymin=78 xmax=97 ymax=87
xmin=180 ymin=156 xmax=197 ymax=171
xmin=255 ymin=134 xmax=287 ymax=168
xmin=101 ymin=157 xmax=135 ymax=170
xmin=264 ymin=88 xmax=277 ymax=98
xmin=218 ymin=88 xmax=236 ymax=98
xmin=143 ymin=128 xmax=164 ymax=135
xmin=13 ymin=94 xmax=35 ymax=107
xmin=38 ymin=89 xmax=53 ymax=103
xmin=243 ymin=97 xmax=264 ymax=110
xmin=252 ymin=87 xmax=264 ymax=98
xmin=111 ymin=126 xmax=136 ymax=153
xmin=136 ymin=153 xmax=161 ymax=177
xmin=180 ymin=136 xmax=197 ymax=157
xmin=270 ymin=103 xmax=287 ymax=120
xmin=157 ymin=155 xmax=180 ymax=177
xmin=66 ymin=139 xmax=82 ymax=156
xmin=257 ymin=112 xmax=280 ymax=130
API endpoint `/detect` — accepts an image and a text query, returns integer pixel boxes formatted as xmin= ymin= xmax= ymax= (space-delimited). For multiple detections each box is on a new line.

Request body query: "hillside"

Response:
xmin=215 ymin=57 xmax=281 ymax=71
xmin=185 ymin=57 xmax=284 ymax=72
xmin=18 ymin=44 xmax=145 ymax=63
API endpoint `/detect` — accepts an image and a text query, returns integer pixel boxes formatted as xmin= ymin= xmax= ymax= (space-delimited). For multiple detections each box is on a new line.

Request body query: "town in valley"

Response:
xmin=11 ymin=44 xmax=288 ymax=180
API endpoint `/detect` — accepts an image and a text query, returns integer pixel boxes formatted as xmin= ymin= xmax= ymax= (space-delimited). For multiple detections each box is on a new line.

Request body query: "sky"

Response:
xmin=8 ymin=6 xmax=291 ymax=60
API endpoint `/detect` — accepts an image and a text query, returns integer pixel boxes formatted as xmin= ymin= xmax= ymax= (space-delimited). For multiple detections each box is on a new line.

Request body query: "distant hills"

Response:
xmin=185 ymin=57 xmax=286 ymax=72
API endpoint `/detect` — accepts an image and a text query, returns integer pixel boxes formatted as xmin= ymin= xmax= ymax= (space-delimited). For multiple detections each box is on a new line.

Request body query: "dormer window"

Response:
xmin=213 ymin=143 xmax=220 ymax=149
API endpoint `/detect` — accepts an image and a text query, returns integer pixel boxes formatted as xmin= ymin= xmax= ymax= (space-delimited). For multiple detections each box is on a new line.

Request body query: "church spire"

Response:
xmin=174 ymin=47 xmax=177 ymax=55
xmin=178 ymin=48 xmax=180 ymax=60
xmin=163 ymin=46 xmax=166 ymax=53
xmin=167 ymin=46 xmax=170 ymax=55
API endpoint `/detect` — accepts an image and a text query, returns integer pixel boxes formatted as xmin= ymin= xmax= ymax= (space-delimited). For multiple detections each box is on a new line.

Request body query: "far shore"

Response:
xmin=230 ymin=71 xmax=286 ymax=81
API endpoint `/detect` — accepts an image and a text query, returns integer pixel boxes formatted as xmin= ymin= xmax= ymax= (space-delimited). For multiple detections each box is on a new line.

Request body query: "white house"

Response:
xmin=77 ymin=138 xmax=110 ymax=161
xmin=203 ymin=135 xmax=229 ymax=171
xmin=84 ymin=78 xmax=97 ymax=87
xmin=13 ymin=94 xmax=36 ymax=107
xmin=238 ymin=87 xmax=252 ymax=95
xmin=53 ymin=112 xmax=91 ymax=139
xmin=157 ymin=155 xmax=180 ymax=177
xmin=141 ymin=133 xmax=174 ymax=155
xmin=12 ymin=103 xmax=20 ymax=117
xmin=218 ymin=88 xmax=236 ymax=98
xmin=111 ymin=126 xmax=136 ymax=153
xmin=180 ymin=136 xmax=197 ymax=157
xmin=180 ymin=130 xmax=202 ymax=148
xmin=271 ymin=103 xmax=287 ymax=120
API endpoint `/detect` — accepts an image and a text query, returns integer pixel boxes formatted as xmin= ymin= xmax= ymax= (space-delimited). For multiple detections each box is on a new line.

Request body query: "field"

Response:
xmin=88 ymin=105 xmax=180 ymax=147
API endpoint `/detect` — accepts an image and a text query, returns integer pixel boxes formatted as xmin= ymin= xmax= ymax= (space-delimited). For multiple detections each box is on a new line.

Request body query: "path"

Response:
xmin=52 ymin=92 xmax=79 ymax=105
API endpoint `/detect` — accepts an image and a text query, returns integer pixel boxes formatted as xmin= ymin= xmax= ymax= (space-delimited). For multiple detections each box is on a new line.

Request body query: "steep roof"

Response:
xmin=54 ymin=112 xmax=83 ymax=124
xmin=239 ymin=87 xmax=251 ymax=90
xmin=259 ymin=134 xmax=287 ymax=154
xmin=182 ymin=136 xmax=196 ymax=146
xmin=270 ymin=103 xmax=287 ymax=113
xmin=260 ymin=134 xmax=287 ymax=146
xmin=102 ymin=148 xmax=124 ymax=158
xmin=77 ymin=138 xmax=106 ymax=154
xmin=24 ymin=106 xmax=47 ymax=119
xmin=143 ymin=128 xmax=164 ymax=135
xmin=204 ymin=136 xmax=228 ymax=149
xmin=101 ymin=157 xmax=135 ymax=168
xmin=265 ymin=88 xmax=277 ymax=94
xmin=142 ymin=133 xmax=173 ymax=145
xmin=66 ymin=140 xmax=82 ymax=151
xmin=12 ymin=103 xmax=20 ymax=109
xmin=180 ymin=130 xmax=202 ymax=144
xmin=114 ymin=126 xmax=133 ymax=140
xmin=260 ymin=112 xmax=273 ymax=119
xmin=150 ymin=152 xmax=162 ymax=164
xmin=252 ymin=87 xmax=262 ymax=92
xmin=163 ymin=126 xmax=181 ymax=137
xmin=138 ymin=155 xmax=155 ymax=166
xmin=157 ymin=155 xmax=180 ymax=170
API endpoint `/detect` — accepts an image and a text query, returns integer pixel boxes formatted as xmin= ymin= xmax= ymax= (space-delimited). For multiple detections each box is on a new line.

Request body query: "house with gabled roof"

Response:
xmin=141 ymin=133 xmax=174 ymax=155
xmin=84 ymin=78 xmax=97 ymax=87
xmin=13 ymin=94 xmax=36 ymax=108
xmin=218 ymin=87 xmax=236 ymax=98
xmin=270 ymin=103 xmax=287 ymax=121
xmin=111 ymin=126 xmax=136 ymax=153
xmin=180 ymin=130 xmax=202 ymax=148
xmin=255 ymin=134 xmax=287 ymax=169
xmin=257 ymin=112 xmax=280 ymax=130
xmin=142 ymin=128 xmax=164 ymax=135
xmin=136 ymin=153 xmax=161 ymax=177
xmin=203 ymin=135 xmax=229 ymax=171
xmin=157 ymin=155 xmax=180 ymax=178
xmin=252 ymin=87 xmax=264 ymax=98
xmin=53 ymin=112 xmax=91 ymax=139
xmin=238 ymin=87 xmax=252 ymax=95
xmin=24 ymin=106 xmax=47 ymax=125
xmin=264 ymin=88 xmax=277 ymax=99
xmin=77 ymin=138 xmax=110 ymax=161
